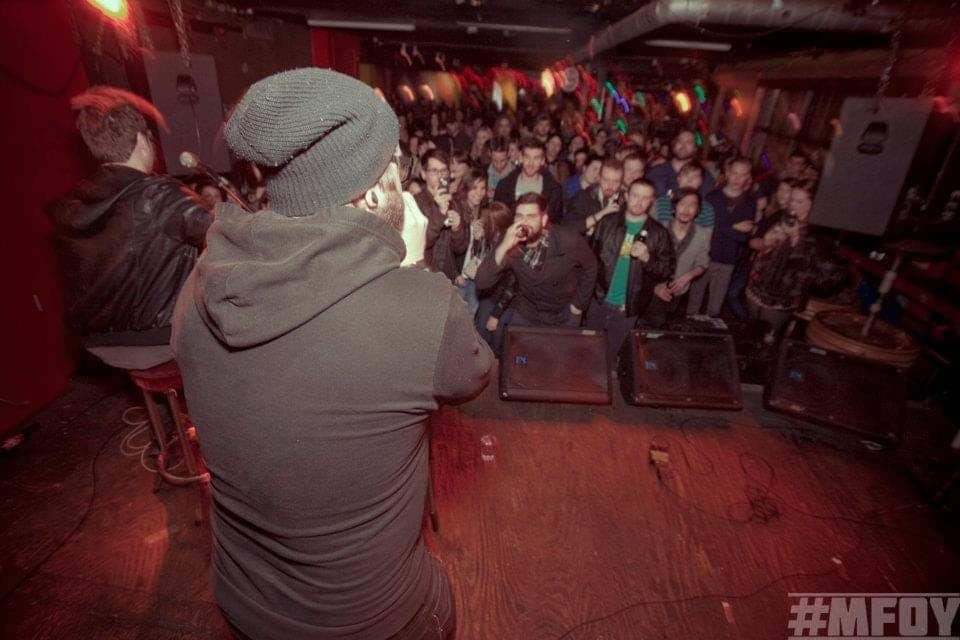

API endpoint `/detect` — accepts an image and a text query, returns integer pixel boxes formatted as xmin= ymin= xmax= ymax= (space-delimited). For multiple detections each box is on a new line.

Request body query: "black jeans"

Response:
xmin=641 ymin=292 xmax=689 ymax=330
xmin=586 ymin=298 xmax=638 ymax=372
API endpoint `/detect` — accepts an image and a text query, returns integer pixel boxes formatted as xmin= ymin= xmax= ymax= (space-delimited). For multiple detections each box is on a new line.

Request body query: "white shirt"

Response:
xmin=400 ymin=191 xmax=428 ymax=267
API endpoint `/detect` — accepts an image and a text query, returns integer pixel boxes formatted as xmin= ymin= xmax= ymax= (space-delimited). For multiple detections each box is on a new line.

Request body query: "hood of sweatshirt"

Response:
xmin=192 ymin=202 xmax=406 ymax=348
xmin=48 ymin=165 xmax=149 ymax=233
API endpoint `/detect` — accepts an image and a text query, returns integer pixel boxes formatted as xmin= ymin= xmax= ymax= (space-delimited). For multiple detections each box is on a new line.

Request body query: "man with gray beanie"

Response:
xmin=171 ymin=68 xmax=493 ymax=640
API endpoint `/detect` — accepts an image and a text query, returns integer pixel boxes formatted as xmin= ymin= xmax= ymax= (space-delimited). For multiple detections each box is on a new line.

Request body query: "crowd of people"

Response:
xmin=50 ymin=69 xmax=834 ymax=640
xmin=387 ymin=97 xmax=826 ymax=370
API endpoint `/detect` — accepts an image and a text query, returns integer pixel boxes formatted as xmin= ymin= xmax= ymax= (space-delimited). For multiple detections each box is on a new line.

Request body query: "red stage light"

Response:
xmin=88 ymin=0 xmax=128 ymax=21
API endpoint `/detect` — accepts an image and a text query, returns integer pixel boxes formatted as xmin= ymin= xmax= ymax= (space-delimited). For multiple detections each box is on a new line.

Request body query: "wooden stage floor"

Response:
xmin=1 ymin=366 xmax=956 ymax=639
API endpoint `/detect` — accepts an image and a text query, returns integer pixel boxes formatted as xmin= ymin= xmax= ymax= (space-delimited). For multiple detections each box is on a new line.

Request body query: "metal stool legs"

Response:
xmin=139 ymin=385 xmax=210 ymax=523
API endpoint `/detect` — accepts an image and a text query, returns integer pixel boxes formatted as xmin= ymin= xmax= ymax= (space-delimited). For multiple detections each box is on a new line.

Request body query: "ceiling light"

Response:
xmin=307 ymin=19 xmax=415 ymax=32
xmin=645 ymin=39 xmax=732 ymax=52
xmin=457 ymin=21 xmax=572 ymax=35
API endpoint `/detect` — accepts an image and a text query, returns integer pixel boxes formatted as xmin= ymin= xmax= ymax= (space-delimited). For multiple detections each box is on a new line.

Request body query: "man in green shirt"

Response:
xmin=587 ymin=179 xmax=676 ymax=372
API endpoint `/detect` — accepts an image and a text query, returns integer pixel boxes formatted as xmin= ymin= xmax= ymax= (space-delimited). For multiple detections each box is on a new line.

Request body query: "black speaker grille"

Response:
xmin=766 ymin=340 xmax=906 ymax=441
xmin=624 ymin=331 xmax=742 ymax=409
xmin=500 ymin=327 xmax=610 ymax=404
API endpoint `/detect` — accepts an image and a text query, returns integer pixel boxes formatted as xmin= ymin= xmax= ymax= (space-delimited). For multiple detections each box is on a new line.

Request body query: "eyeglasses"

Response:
xmin=426 ymin=168 xmax=449 ymax=175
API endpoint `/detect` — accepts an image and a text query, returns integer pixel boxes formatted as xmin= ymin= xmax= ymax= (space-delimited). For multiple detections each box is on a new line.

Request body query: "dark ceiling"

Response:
xmin=237 ymin=0 xmax=960 ymax=70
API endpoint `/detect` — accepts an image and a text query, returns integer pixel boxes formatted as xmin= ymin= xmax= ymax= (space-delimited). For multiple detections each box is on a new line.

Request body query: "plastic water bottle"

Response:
xmin=479 ymin=434 xmax=497 ymax=463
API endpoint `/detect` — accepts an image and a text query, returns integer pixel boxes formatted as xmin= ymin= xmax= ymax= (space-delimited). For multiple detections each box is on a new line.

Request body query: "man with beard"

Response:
xmin=493 ymin=138 xmax=565 ymax=224
xmin=564 ymin=153 xmax=603 ymax=201
xmin=688 ymin=157 xmax=757 ymax=317
xmin=653 ymin=161 xmax=716 ymax=228
xmin=171 ymin=68 xmax=493 ymax=640
xmin=475 ymin=192 xmax=597 ymax=330
xmin=587 ymin=179 xmax=675 ymax=372
xmin=645 ymin=189 xmax=712 ymax=326
xmin=487 ymin=136 xmax=513 ymax=191
xmin=644 ymin=130 xmax=715 ymax=198
xmin=435 ymin=115 xmax=471 ymax=155
xmin=565 ymin=158 xmax=624 ymax=235
xmin=533 ymin=113 xmax=552 ymax=144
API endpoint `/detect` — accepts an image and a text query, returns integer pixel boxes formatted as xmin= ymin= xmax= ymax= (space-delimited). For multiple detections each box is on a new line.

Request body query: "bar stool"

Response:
xmin=127 ymin=360 xmax=210 ymax=523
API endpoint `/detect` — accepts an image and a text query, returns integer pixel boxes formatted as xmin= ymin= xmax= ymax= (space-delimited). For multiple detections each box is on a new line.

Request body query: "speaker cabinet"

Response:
xmin=765 ymin=339 xmax=907 ymax=443
xmin=499 ymin=326 xmax=610 ymax=404
xmin=620 ymin=330 xmax=742 ymax=410
xmin=143 ymin=52 xmax=231 ymax=175
xmin=810 ymin=97 xmax=958 ymax=236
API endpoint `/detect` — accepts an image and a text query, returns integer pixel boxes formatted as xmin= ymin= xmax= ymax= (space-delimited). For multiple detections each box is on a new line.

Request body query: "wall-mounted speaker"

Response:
xmin=810 ymin=97 xmax=958 ymax=236
xmin=143 ymin=52 xmax=231 ymax=175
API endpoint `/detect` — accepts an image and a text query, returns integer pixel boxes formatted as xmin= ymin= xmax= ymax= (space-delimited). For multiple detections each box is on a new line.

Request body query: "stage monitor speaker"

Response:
xmin=809 ymin=97 xmax=958 ymax=236
xmin=500 ymin=326 xmax=610 ymax=404
xmin=143 ymin=52 xmax=231 ymax=175
xmin=765 ymin=339 xmax=907 ymax=443
xmin=620 ymin=330 xmax=742 ymax=410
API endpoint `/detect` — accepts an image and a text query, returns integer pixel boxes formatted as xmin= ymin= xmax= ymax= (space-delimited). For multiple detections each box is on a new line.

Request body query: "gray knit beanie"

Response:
xmin=224 ymin=68 xmax=399 ymax=217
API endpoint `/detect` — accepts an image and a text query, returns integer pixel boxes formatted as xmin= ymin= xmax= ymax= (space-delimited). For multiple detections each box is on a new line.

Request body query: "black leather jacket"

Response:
xmin=49 ymin=165 xmax=212 ymax=345
xmin=592 ymin=213 xmax=676 ymax=317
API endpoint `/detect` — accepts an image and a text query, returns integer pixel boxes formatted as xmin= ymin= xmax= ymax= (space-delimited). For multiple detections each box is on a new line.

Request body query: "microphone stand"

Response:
xmin=185 ymin=160 xmax=254 ymax=213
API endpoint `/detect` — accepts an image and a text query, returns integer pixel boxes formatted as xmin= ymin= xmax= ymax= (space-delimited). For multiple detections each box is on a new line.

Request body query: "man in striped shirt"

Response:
xmin=653 ymin=161 xmax=715 ymax=228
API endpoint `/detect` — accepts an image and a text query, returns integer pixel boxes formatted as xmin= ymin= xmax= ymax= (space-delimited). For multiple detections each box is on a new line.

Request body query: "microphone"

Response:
xmin=179 ymin=150 xmax=253 ymax=212
xmin=179 ymin=151 xmax=229 ymax=187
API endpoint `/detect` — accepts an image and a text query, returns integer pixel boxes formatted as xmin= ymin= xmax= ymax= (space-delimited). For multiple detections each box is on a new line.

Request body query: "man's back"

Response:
xmin=50 ymin=165 xmax=210 ymax=344
xmin=172 ymin=203 xmax=492 ymax=639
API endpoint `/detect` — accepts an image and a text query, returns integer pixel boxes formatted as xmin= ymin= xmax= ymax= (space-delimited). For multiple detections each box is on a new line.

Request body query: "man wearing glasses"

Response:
xmin=414 ymin=149 xmax=468 ymax=281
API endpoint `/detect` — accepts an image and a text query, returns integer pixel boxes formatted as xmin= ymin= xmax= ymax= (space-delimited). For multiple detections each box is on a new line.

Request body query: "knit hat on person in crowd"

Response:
xmin=224 ymin=67 xmax=400 ymax=217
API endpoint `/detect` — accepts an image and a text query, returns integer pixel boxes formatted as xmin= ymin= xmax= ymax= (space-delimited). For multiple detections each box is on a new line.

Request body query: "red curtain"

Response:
xmin=311 ymin=28 xmax=361 ymax=78
xmin=0 ymin=1 xmax=90 ymax=435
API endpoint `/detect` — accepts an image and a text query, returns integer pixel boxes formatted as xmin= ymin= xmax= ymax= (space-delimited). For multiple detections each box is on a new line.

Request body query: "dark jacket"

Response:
xmin=705 ymin=188 xmax=757 ymax=265
xmin=564 ymin=184 xmax=622 ymax=234
xmin=171 ymin=203 xmax=493 ymax=640
xmin=474 ymin=225 xmax=597 ymax=324
xmin=645 ymin=160 xmax=716 ymax=198
xmin=415 ymin=190 xmax=469 ymax=281
xmin=493 ymin=167 xmax=565 ymax=223
xmin=48 ymin=165 xmax=211 ymax=346
xmin=592 ymin=214 xmax=676 ymax=318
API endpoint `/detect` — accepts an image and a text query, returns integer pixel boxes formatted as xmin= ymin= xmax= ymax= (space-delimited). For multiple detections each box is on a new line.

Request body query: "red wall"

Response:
xmin=311 ymin=28 xmax=361 ymax=78
xmin=0 ymin=1 xmax=90 ymax=435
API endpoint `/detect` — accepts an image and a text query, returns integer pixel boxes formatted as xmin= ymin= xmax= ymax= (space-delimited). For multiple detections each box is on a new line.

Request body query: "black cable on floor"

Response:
xmin=0 ymin=404 xmax=127 ymax=605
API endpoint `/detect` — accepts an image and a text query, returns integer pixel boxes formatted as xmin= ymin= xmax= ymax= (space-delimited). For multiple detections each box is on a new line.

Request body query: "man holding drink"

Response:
xmin=474 ymin=192 xmax=597 ymax=330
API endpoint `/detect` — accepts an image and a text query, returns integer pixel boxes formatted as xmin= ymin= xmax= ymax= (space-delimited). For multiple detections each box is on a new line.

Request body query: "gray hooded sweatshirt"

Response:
xmin=171 ymin=202 xmax=493 ymax=639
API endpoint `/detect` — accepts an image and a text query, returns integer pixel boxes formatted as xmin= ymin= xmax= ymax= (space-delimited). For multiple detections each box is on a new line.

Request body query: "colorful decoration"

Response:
xmin=541 ymin=69 xmax=556 ymax=98
xmin=692 ymin=83 xmax=707 ymax=104
xmin=590 ymin=97 xmax=603 ymax=118
xmin=673 ymin=91 xmax=692 ymax=114
xmin=730 ymin=97 xmax=744 ymax=118
xmin=491 ymin=81 xmax=503 ymax=111
xmin=397 ymin=84 xmax=415 ymax=104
